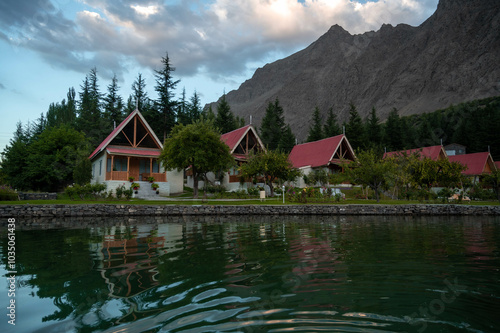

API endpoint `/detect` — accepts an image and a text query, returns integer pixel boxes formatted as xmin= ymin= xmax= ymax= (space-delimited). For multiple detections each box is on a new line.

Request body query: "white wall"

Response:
xmin=91 ymin=154 xmax=106 ymax=184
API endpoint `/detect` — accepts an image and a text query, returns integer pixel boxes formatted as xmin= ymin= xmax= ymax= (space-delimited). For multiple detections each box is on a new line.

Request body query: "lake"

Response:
xmin=1 ymin=215 xmax=499 ymax=332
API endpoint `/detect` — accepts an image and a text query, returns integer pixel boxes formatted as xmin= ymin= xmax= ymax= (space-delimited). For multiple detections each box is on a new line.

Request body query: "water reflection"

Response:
xmin=1 ymin=215 xmax=499 ymax=333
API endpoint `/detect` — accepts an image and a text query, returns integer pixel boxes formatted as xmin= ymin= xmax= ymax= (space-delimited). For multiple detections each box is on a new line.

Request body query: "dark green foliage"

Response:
xmin=307 ymin=106 xmax=324 ymax=142
xmin=153 ymin=53 xmax=180 ymax=141
xmin=345 ymin=102 xmax=365 ymax=150
xmin=383 ymin=108 xmax=403 ymax=150
xmin=365 ymin=107 xmax=382 ymax=148
xmin=323 ymin=107 xmax=341 ymax=138
xmin=26 ymin=126 xmax=91 ymax=192
xmin=1 ymin=122 xmax=31 ymax=190
xmin=0 ymin=185 xmax=18 ymax=201
xmin=260 ymin=98 xmax=295 ymax=151
xmin=278 ymin=124 xmax=296 ymax=154
xmin=215 ymin=94 xmax=238 ymax=133
xmin=103 ymin=74 xmax=124 ymax=127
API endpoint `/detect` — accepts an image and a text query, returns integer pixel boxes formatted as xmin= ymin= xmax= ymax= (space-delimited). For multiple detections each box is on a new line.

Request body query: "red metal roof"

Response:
xmin=289 ymin=135 xmax=352 ymax=168
xmin=89 ymin=109 xmax=162 ymax=160
xmin=383 ymin=145 xmax=446 ymax=161
xmin=449 ymin=152 xmax=496 ymax=175
xmin=106 ymin=147 xmax=161 ymax=157
xmin=220 ymin=125 xmax=252 ymax=152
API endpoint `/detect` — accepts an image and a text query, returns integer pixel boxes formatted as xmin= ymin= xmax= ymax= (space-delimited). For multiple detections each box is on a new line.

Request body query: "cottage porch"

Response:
xmin=106 ymin=155 xmax=166 ymax=182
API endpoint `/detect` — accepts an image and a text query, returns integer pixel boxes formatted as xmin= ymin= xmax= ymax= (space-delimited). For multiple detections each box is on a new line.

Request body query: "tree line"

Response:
xmin=305 ymin=97 xmax=500 ymax=160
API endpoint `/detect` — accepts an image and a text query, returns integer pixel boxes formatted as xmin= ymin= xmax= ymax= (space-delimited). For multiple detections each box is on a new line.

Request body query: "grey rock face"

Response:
xmin=213 ymin=0 xmax=500 ymax=141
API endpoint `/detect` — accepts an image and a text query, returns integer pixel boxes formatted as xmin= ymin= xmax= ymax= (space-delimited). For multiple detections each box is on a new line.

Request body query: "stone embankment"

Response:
xmin=1 ymin=204 xmax=499 ymax=218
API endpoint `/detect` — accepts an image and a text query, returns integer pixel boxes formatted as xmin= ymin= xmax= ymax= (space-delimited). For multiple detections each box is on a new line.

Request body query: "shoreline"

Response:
xmin=2 ymin=203 xmax=500 ymax=218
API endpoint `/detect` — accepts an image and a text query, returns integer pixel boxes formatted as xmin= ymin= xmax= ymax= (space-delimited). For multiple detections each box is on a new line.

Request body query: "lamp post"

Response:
xmin=282 ymin=185 xmax=285 ymax=204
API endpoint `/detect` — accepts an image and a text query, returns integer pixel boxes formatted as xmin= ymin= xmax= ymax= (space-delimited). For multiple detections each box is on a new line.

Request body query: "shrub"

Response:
xmin=247 ymin=187 xmax=259 ymax=196
xmin=0 ymin=185 xmax=19 ymax=201
xmin=203 ymin=184 xmax=226 ymax=194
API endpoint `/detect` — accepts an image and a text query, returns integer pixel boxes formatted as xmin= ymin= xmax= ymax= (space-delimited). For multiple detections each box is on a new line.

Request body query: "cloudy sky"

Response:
xmin=0 ymin=0 xmax=439 ymax=152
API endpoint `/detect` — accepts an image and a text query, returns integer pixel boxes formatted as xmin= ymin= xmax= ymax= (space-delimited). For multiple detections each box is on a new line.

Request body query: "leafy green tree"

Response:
xmin=159 ymin=118 xmax=234 ymax=198
xmin=26 ymin=125 xmax=90 ymax=191
xmin=278 ymin=124 xmax=296 ymax=153
xmin=215 ymin=94 xmax=237 ymax=133
xmin=482 ymin=169 xmax=500 ymax=203
xmin=260 ymin=98 xmax=286 ymax=150
xmin=240 ymin=149 xmax=301 ymax=196
xmin=103 ymin=74 xmax=124 ymax=127
xmin=154 ymin=53 xmax=180 ymax=141
xmin=343 ymin=149 xmax=394 ymax=202
xmin=307 ymin=106 xmax=324 ymax=142
xmin=323 ymin=107 xmax=341 ymax=138
xmin=345 ymin=102 xmax=365 ymax=150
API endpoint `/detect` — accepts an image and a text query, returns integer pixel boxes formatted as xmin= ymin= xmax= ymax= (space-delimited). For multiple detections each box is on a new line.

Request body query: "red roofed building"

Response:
xmin=187 ymin=125 xmax=266 ymax=191
xmin=288 ymin=135 xmax=356 ymax=187
xmin=448 ymin=152 xmax=497 ymax=183
xmin=383 ymin=145 xmax=448 ymax=161
xmin=89 ymin=109 xmax=183 ymax=196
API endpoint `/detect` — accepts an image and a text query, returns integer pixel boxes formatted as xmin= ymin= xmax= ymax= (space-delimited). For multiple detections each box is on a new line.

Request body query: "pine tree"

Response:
xmin=177 ymin=87 xmax=190 ymax=125
xmin=77 ymin=68 xmax=104 ymax=146
xmin=103 ymin=74 xmax=124 ymax=127
xmin=260 ymin=98 xmax=286 ymax=151
xmin=188 ymin=91 xmax=202 ymax=123
xmin=365 ymin=106 xmax=382 ymax=147
xmin=215 ymin=94 xmax=237 ymax=133
xmin=345 ymin=102 xmax=365 ymax=150
xmin=307 ymin=106 xmax=324 ymax=142
xmin=383 ymin=108 xmax=403 ymax=151
xmin=323 ymin=107 xmax=341 ymax=137
xmin=278 ymin=124 xmax=296 ymax=153
xmin=154 ymin=52 xmax=180 ymax=141
xmin=132 ymin=73 xmax=148 ymax=111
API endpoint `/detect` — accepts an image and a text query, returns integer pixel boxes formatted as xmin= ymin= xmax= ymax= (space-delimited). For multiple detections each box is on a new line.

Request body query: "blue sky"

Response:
xmin=0 ymin=0 xmax=438 ymax=153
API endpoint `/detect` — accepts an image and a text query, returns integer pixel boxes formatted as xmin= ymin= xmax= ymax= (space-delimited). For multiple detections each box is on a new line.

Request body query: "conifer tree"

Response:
xmin=324 ymin=107 xmax=341 ymax=138
xmin=260 ymin=98 xmax=286 ymax=151
xmin=345 ymin=102 xmax=365 ymax=150
xmin=383 ymin=108 xmax=403 ymax=151
xmin=365 ymin=106 xmax=382 ymax=147
xmin=103 ymin=74 xmax=124 ymax=127
xmin=77 ymin=68 xmax=104 ymax=146
xmin=215 ymin=94 xmax=237 ymax=133
xmin=154 ymin=52 xmax=180 ymax=141
xmin=278 ymin=124 xmax=296 ymax=153
xmin=132 ymin=73 xmax=148 ymax=111
xmin=307 ymin=106 xmax=324 ymax=142
xmin=188 ymin=91 xmax=202 ymax=123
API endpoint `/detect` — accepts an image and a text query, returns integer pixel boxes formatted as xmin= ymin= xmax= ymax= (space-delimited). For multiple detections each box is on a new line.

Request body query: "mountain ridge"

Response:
xmin=211 ymin=0 xmax=500 ymax=141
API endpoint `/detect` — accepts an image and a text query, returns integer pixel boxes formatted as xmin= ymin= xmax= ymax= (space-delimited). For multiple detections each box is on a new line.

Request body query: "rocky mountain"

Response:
xmin=212 ymin=0 xmax=500 ymax=141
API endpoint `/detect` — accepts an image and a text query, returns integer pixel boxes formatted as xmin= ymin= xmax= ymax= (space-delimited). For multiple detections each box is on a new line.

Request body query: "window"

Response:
xmin=107 ymin=158 xmax=112 ymax=172
xmin=152 ymin=160 xmax=159 ymax=173
xmin=99 ymin=160 xmax=102 ymax=176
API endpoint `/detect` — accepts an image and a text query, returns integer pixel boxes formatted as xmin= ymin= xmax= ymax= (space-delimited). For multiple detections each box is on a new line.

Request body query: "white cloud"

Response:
xmin=0 ymin=0 xmax=439 ymax=83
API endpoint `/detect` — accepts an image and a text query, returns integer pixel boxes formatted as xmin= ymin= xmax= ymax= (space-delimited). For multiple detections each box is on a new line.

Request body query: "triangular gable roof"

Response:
xmin=89 ymin=109 xmax=163 ymax=160
xmin=220 ymin=125 xmax=265 ymax=154
xmin=449 ymin=152 xmax=497 ymax=175
xmin=495 ymin=161 xmax=500 ymax=170
xmin=289 ymin=135 xmax=355 ymax=169
xmin=383 ymin=145 xmax=447 ymax=161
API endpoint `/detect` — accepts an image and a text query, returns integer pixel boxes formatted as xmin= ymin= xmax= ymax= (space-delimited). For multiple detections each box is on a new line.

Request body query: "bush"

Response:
xmin=64 ymin=183 xmax=108 ymax=200
xmin=203 ymin=184 xmax=226 ymax=194
xmin=0 ymin=185 xmax=18 ymax=201
xmin=247 ymin=187 xmax=259 ymax=196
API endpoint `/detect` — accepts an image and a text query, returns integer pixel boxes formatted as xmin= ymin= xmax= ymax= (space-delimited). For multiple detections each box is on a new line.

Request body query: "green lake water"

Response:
xmin=1 ymin=215 xmax=500 ymax=333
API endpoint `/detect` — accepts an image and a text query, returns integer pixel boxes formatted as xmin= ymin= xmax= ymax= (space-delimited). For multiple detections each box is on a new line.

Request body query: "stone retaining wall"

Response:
xmin=1 ymin=204 xmax=499 ymax=218
xmin=17 ymin=192 xmax=57 ymax=201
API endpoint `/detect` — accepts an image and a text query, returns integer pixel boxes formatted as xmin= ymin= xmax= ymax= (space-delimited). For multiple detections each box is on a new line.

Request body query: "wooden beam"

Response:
xmin=111 ymin=155 xmax=114 ymax=180
xmin=133 ymin=116 xmax=137 ymax=147
xmin=137 ymin=132 xmax=149 ymax=147
xmin=121 ymin=130 xmax=133 ymax=146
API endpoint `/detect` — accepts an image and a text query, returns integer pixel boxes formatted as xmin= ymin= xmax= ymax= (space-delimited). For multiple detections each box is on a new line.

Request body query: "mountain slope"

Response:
xmin=215 ymin=0 xmax=500 ymax=141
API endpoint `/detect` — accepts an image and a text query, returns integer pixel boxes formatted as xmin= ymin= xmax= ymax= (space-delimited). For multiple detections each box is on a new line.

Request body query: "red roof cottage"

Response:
xmin=288 ymin=135 xmax=356 ymax=187
xmin=383 ymin=145 xmax=448 ymax=161
xmin=448 ymin=152 xmax=497 ymax=183
xmin=186 ymin=125 xmax=266 ymax=191
xmin=89 ymin=109 xmax=183 ymax=197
